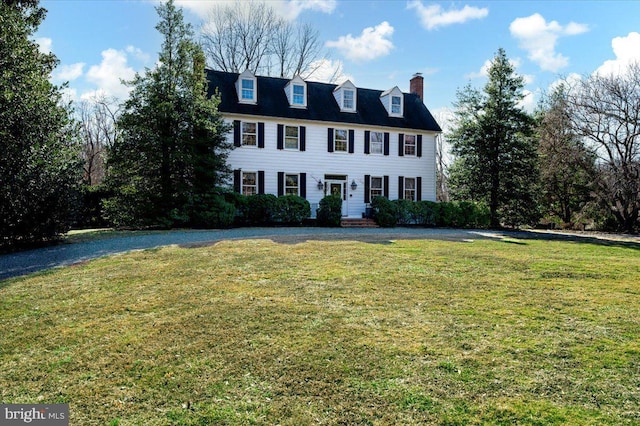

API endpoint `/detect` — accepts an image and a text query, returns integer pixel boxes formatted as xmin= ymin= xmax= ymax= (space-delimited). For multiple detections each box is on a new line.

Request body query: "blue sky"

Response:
xmin=36 ymin=0 xmax=640 ymax=122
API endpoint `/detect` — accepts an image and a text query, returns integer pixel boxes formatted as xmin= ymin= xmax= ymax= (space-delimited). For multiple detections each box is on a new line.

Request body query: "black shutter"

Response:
xmin=417 ymin=135 xmax=422 ymax=157
xmin=300 ymin=173 xmax=306 ymax=198
xmin=327 ymin=128 xmax=334 ymax=152
xmin=348 ymin=129 xmax=355 ymax=153
xmin=398 ymin=176 xmax=404 ymax=200
xmin=364 ymin=131 xmax=370 ymax=154
xmin=384 ymin=132 xmax=390 ymax=156
xmin=416 ymin=177 xmax=422 ymax=201
xmin=398 ymin=134 xmax=404 ymax=156
xmin=258 ymin=122 xmax=265 ymax=148
xmin=383 ymin=176 xmax=389 ymax=198
xmin=300 ymin=126 xmax=306 ymax=151
xmin=258 ymin=171 xmax=265 ymax=194
xmin=233 ymin=120 xmax=241 ymax=147
xmin=277 ymin=172 xmax=284 ymax=197
xmin=364 ymin=174 xmax=371 ymax=203
xmin=233 ymin=169 xmax=241 ymax=193
xmin=277 ymin=124 xmax=284 ymax=150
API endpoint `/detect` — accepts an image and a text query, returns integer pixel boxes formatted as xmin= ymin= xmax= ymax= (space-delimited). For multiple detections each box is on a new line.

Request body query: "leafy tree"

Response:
xmin=104 ymin=0 xmax=232 ymax=228
xmin=536 ymin=85 xmax=595 ymax=225
xmin=565 ymin=63 xmax=640 ymax=233
xmin=448 ymin=48 xmax=539 ymax=228
xmin=0 ymin=0 xmax=81 ymax=250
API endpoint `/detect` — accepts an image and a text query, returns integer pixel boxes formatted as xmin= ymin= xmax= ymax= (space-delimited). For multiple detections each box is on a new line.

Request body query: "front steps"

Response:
xmin=340 ymin=218 xmax=379 ymax=228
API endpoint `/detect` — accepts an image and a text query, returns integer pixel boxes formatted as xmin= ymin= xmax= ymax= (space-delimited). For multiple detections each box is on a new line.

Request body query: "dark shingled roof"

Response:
xmin=206 ymin=69 xmax=442 ymax=132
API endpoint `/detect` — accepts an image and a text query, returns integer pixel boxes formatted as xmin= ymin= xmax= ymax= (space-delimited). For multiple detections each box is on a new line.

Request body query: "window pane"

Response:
xmin=293 ymin=85 xmax=304 ymax=105
xmin=335 ymin=129 xmax=348 ymax=152
xmin=241 ymin=79 xmax=254 ymax=99
xmin=285 ymin=174 xmax=299 ymax=195
xmin=242 ymin=122 xmax=256 ymax=146
xmin=370 ymin=131 xmax=383 ymax=154
xmin=391 ymin=96 xmax=401 ymax=114
xmin=404 ymin=134 xmax=416 ymax=156
xmin=285 ymin=126 xmax=298 ymax=149
xmin=371 ymin=177 xmax=382 ymax=189
xmin=343 ymin=90 xmax=354 ymax=109
xmin=242 ymin=172 xmax=257 ymax=196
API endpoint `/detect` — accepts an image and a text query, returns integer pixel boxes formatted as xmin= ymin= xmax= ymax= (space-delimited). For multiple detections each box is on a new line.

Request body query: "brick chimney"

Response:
xmin=410 ymin=73 xmax=424 ymax=101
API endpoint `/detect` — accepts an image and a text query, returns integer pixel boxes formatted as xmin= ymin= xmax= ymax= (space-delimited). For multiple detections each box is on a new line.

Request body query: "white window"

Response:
xmin=370 ymin=131 xmax=383 ymax=154
xmin=285 ymin=174 xmax=299 ymax=196
xmin=343 ymin=89 xmax=354 ymax=110
xmin=404 ymin=134 xmax=416 ymax=156
xmin=241 ymin=122 xmax=257 ymax=146
xmin=241 ymin=78 xmax=254 ymax=101
xmin=334 ymin=129 xmax=348 ymax=152
xmin=285 ymin=126 xmax=299 ymax=150
xmin=404 ymin=177 xmax=416 ymax=201
xmin=293 ymin=84 xmax=305 ymax=105
xmin=242 ymin=172 xmax=257 ymax=196
xmin=370 ymin=176 xmax=383 ymax=200
xmin=391 ymin=96 xmax=402 ymax=114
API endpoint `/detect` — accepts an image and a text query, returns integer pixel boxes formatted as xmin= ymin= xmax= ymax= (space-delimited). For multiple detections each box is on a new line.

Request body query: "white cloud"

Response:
xmin=304 ymin=58 xmax=352 ymax=84
xmin=509 ymin=13 xmax=588 ymax=72
xmin=34 ymin=37 xmax=52 ymax=54
xmin=407 ymin=1 xmax=488 ymax=30
xmin=53 ymin=63 xmax=85 ymax=82
xmin=125 ymin=45 xmax=151 ymax=64
xmin=595 ymin=32 xmax=640 ymax=77
xmin=325 ymin=21 xmax=394 ymax=62
xmin=175 ymin=0 xmax=335 ymax=20
xmin=83 ymin=48 xmax=137 ymax=100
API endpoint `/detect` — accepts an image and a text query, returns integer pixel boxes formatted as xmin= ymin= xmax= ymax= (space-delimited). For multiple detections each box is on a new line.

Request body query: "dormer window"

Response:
xmin=241 ymin=79 xmax=254 ymax=100
xmin=391 ymin=96 xmax=402 ymax=114
xmin=380 ymin=86 xmax=403 ymax=117
xmin=333 ymin=80 xmax=357 ymax=113
xmin=343 ymin=89 xmax=354 ymax=110
xmin=236 ymin=70 xmax=257 ymax=104
xmin=293 ymin=84 xmax=305 ymax=105
xmin=285 ymin=75 xmax=307 ymax=108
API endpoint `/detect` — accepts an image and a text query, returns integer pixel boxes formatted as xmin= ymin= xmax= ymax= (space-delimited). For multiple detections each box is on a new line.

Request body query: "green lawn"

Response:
xmin=1 ymin=237 xmax=639 ymax=425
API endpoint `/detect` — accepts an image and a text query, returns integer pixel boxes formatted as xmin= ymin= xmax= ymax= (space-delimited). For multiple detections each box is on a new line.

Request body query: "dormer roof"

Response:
xmin=235 ymin=69 xmax=257 ymax=104
xmin=285 ymin=75 xmax=307 ymax=108
xmin=333 ymin=80 xmax=357 ymax=113
xmin=380 ymin=86 xmax=404 ymax=118
xmin=207 ymin=69 xmax=441 ymax=132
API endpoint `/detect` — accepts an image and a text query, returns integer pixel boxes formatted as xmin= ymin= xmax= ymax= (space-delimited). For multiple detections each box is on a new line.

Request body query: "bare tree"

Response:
xmin=77 ymin=95 xmax=120 ymax=186
xmin=202 ymin=1 xmax=323 ymax=79
xmin=565 ymin=62 xmax=640 ymax=232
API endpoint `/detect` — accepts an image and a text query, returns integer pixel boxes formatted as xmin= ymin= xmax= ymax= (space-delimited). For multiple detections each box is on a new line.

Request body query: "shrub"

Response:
xmin=317 ymin=195 xmax=342 ymax=227
xmin=189 ymin=194 xmax=236 ymax=229
xmin=75 ymin=185 xmax=111 ymax=229
xmin=275 ymin=195 xmax=311 ymax=225
xmin=414 ymin=201 xmax=438 ymax=226
xmin=246 ymin=194 xmax=278 ymax=225
xmin=393 ymin=199 xmax=415 ymax=225
xmin=371 ymin=196 xmax=397 ymax=227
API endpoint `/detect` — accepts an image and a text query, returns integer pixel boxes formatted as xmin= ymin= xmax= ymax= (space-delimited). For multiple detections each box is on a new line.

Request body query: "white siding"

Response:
xmin=226 ymin=116 xmax=438 ymax=217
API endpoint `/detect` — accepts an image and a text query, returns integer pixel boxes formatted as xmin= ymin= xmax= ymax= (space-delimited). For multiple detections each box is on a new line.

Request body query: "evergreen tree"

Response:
xmin=536 ymin=85 xmax=595 ymax=225
xmin=104 ymin=0 xmax=232 ymax=228
xmin=448 ymin=48 xmax=539 ymax=228
xmin=0 ymin=0 xmax=81 ymax=250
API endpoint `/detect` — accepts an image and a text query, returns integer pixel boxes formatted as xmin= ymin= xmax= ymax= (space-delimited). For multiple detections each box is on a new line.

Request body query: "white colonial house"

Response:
xmin=206 ymin=69 xmax=442 ymax=218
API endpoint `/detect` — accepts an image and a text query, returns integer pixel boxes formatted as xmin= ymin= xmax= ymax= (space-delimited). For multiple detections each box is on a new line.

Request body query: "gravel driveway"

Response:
xmin=1 ymin=227 xmax=638 ymax=281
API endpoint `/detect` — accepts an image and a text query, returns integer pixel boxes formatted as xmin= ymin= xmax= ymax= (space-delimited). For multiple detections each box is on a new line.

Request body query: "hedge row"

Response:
xmin=370 ymin=197 xmax=490 ymax=228
xmin=222 ymin=192 xmax=311 ymax=227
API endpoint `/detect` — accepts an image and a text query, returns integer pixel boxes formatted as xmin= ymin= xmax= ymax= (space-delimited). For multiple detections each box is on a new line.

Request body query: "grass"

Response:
xmin=1 ymin=236 xmax=639 ymax=425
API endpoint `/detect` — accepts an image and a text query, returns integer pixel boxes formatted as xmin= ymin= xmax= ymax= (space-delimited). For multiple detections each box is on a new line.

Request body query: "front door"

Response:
xmin=326 ymin=179 xmax=348 ymax=217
